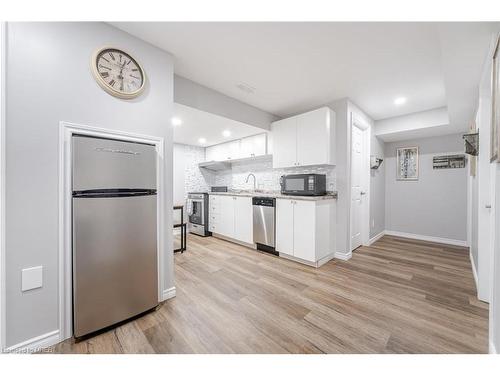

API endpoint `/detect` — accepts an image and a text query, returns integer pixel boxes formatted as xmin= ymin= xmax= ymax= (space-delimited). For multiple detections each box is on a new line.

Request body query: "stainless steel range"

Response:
xmin=187 ymin=192 xmax=210 ymax=236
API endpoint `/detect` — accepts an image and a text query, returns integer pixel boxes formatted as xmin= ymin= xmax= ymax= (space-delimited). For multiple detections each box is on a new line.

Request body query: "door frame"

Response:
xmin=349 ymin=113 xmax=371 ymax=251
xmin=58 ymin=121 xmax=166 ymax=342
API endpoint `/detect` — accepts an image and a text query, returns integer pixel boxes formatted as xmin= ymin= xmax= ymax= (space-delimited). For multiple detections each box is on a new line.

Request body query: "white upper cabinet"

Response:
xmin=271 ymin=107 xmax=335 ymax=168
xmin=205 ymin=145 xmax=219 ymax=162
xmin=205 ymin=134 xmax=267 ymax=162
xmin=226 ymin=140 xmax=241 ymax=160
xmin=239 ymin=133 xmax=267 ymax=158
xmin=271 ymin=117 xmax=297 ymax=168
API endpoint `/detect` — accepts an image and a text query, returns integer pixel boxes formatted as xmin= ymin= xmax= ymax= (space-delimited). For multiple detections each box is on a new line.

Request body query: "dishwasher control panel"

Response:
xmin=252 ymin=197 xmax=275 ymax=207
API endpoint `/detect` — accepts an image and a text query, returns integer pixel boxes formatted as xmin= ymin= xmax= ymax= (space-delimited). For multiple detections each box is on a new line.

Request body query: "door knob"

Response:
xmin=360 ymin=191 xmax=366 ymax=195
xmin=486 ymin=204 xmax=492 ymax=209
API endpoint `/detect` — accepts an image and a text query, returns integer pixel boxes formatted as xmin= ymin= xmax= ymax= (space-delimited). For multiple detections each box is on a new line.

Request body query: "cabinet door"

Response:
xmin=206 ymin=143 xmax=228 ymax=161
xmin=271 ymin=117 xmax=297 ymax=168
xmin=227 ymin=140 xmax=241 ymax=160
xmin=233 ymin=196 xmax=253 ymax=243
xmin=293 ymin=200 xmax=316 ymax=262
xmin=205 ymin=145 xmax=217 ymax=161
xmin=218 ymin=195 xmax=235 ymax=238
xmin=240 ymin=133 xmax=267 ymax=158
xmin=296 ymin=107 xmax=330 ymax=167
xmin=276 ymin=199 xmax=294 ymax=256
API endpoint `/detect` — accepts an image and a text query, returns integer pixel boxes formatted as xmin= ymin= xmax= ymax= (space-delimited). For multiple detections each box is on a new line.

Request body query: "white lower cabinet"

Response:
xmin=234 ymin=196 xmax=253 ymax=244
xmin=276 ymin=198 xmax=336 ymax=266
xmin=275 ymin=199 xmax=294 ymax=256
xmin=209 ymin=195 xmax=253 ymax=244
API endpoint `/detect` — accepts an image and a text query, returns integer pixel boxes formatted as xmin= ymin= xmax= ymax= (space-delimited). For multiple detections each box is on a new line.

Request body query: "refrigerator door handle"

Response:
xmin=73 ymin=188 xmax=157 ymax=198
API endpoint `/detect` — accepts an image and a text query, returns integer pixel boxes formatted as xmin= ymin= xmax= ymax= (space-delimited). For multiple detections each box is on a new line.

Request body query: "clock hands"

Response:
xmin=117 ymin=60 xmax=127 ymax=91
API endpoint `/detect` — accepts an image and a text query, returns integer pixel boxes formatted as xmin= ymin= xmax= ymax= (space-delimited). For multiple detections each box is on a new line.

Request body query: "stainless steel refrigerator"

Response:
xmin=72 ymin=135 xmax=158 ymax=338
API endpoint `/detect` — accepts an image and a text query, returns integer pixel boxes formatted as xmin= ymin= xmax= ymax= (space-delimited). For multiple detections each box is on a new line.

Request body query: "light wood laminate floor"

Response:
xmin=51 ymin=234 xmax=488 ymax=354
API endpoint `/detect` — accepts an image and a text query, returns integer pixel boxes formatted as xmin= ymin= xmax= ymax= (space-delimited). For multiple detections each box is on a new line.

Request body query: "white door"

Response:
xmin=293 ymin=200 xmax=316 ymax=262
xmin=296 ymin=108 xmax=328 ymax=167
xmin=219 ymin=195 xmax=235 ymax=238
xmin=350 ymin=125 xmax=364 ymax=251
xmin=271 ymin=117 xmax=297 ymax=168
xmin=233 ymin=196 xmax=253 ymax=243
xmin=276 ymin=199 xmax=294 ymax=256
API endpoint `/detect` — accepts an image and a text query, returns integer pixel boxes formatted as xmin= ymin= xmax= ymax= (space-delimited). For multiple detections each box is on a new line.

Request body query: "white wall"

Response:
xmin=4 ymin=22 xmax=174 ymax=348
xmin=174 ymin=75 xmax=279 ymax=131
xmin=326 ymin=99 xmax=376 ymax=255
xmin=375 ymin=107 xmax=451 ymax=142
xmin=370 ymin=134 xmax=386 ymax=239
xmin=173 ymin=143 xmax=213 ymax=205
xmin=385 ymin=134 xmax=467 ymax=243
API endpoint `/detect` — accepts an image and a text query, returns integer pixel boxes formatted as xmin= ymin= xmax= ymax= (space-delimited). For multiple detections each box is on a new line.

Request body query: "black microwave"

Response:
xmin=280 ymin=174 xmax=327 ymax=196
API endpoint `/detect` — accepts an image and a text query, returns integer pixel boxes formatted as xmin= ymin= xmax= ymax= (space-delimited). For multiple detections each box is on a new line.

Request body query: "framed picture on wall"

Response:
xmin=491 ymin=35 xmax=500 ymax=162
xmin=396 ymin=146 xmax=419 ymax=180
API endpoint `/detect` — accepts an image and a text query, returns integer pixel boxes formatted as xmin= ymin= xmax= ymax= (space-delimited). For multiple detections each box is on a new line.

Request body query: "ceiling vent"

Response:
xmin=236 ymin=82 xmax=256 ymax=94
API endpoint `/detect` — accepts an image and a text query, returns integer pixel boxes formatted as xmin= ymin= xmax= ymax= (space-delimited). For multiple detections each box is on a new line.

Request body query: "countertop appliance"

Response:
xmin=252 ymin=197 xmax=277 ymax=255
xmin=280 ymin=173 xmax=326 ymax=196
xmin=72 ymin=135 xmax=158 ymax=338
xmin=187 ymin=192 xmax=210 ymax=236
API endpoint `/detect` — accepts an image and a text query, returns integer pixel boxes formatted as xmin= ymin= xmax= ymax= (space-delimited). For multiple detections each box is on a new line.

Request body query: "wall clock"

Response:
xmin=91 ymin=47 xmax=146 ymax=99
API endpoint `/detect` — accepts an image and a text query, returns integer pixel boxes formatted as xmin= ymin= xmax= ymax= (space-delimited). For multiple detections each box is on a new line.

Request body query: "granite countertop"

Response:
xmin=208 ymin=190 xmax=338 ymax=201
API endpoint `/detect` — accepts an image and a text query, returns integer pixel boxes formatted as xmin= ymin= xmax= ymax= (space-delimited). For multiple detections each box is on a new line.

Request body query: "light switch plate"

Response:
xmin=22 ymin=266 xmax=43 ymax=292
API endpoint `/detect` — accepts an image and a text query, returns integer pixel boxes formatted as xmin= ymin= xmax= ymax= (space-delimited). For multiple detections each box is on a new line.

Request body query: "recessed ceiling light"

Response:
xmin=222 ymin=130 xmax=231 ymax=137
xmin=198 ymin=138 xmax=207 ymax=144
xmin=171 ymin=117 xmax=182 ymax=126
xmin=394 ymin=97 xmax=407 ymax=105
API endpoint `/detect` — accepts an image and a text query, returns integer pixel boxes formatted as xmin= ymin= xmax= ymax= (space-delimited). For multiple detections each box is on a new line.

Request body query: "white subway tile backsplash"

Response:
xmin=175 ymin=143 xmax=336 ymax=196
xmin=213 ymin=159 xmax=336 ymax=191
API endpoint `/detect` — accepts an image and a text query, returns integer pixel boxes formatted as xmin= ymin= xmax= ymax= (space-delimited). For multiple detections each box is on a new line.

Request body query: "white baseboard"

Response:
xmin=161 ymin=286 xmax=176 ymax=302
xmin=470 ymin=250 xmax=479 ymax=291
xmin=334 ymin=251 xmax=352 ymax=261
xmin=384 ymin=230 xmax=467 ymax=247
xmin=490 ymin=340 xmax=498 ymax=354
xmin=368 ymin=230 xmax=386 ymax=245
xmin=317 ymin=253 xmax=336 ymax=267
xmin=4 ymin=329 xmax=60 ymax=353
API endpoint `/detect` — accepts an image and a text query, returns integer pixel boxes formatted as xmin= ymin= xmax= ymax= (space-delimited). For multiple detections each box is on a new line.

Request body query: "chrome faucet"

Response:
xmin=245 ymin=173 xmax=257 ymax=191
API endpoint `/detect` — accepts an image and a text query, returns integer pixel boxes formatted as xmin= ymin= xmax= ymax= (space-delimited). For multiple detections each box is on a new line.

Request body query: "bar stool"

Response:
xmin=173 ymin=205 xmax=187 ymax=253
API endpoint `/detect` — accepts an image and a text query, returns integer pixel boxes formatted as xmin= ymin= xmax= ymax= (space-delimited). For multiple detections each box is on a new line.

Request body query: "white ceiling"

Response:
xmin=113 ymin=22 xmax=500 ymax=136
xmin=172 ymin=103 xmax=266 ymax=147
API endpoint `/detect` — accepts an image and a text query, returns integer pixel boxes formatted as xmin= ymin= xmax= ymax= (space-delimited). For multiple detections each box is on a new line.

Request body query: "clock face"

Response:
xmin=92 ymin=48 xmax=145 ymax=98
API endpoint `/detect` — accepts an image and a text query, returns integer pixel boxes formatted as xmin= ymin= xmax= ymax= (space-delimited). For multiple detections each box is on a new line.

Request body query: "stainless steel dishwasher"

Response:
xmin=252 ymin=197 xmax=277 ymax=255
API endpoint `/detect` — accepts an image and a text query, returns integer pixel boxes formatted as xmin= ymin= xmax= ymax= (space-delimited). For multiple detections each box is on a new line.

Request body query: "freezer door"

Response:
xmin=72 ymin=194 xmax=158 ymax=337
xmin=72 ymin=135 xmax=156 ymax=191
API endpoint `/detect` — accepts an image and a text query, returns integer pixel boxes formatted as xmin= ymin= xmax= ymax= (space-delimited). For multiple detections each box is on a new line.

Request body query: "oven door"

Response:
xmin=189 ymin=199 xmax=205 ymax=225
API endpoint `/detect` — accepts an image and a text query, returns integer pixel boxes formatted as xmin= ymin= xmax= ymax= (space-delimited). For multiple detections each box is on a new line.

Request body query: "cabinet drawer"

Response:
xmin=209 ymin=213 xmax=220 ymax=223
